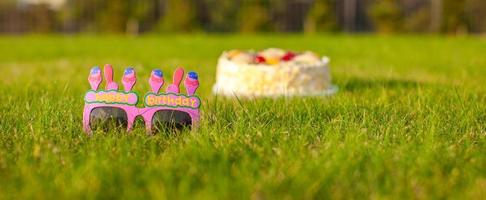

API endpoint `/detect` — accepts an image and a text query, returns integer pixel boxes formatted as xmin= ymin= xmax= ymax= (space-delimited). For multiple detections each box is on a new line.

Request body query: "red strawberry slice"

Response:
xmin=255 ymin=55 xmax=266 ymax=63
xmin=282 ymin=51 xmax=296 ymax=61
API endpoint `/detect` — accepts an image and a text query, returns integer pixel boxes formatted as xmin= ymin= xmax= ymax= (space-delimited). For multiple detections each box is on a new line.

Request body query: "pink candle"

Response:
xmin=88 ymin=66 xmax=102 ymax=91
xmin=149 ymin=69 xmax=164 ymax=93
xmin=122 ymin=67 xmax=136 ymax=92
xmin=184 ymin=71 xmax=199 ymax=96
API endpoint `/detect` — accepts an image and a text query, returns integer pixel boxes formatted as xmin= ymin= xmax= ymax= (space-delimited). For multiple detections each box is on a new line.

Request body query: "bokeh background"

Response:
xmin=1 ymin=1 xmax=485 ymax=199
xmin=1 ymin=0 xmax=485 ymax=34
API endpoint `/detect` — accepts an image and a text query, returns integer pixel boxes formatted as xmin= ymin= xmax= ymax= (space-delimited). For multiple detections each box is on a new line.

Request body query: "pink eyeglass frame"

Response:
xmin=83 ymin=64 xmax=200 ymax=135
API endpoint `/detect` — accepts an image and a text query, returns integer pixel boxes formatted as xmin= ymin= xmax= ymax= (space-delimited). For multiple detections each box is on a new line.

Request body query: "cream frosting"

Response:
xmin=213 ymin=49 xmax=335 ymax=97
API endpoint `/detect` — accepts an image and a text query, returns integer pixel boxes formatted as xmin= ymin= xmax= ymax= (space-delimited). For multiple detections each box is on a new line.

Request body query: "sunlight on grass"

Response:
xmin=0 ymin=35 xmax=485 ymax=199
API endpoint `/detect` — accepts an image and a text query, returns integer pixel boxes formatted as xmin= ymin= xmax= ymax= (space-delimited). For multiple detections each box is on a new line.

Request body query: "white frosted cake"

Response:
xmin=213 ymin=48 xmax=336 ymax=97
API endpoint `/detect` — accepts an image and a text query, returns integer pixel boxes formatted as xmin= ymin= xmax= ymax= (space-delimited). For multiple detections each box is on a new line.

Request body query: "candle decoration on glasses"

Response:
xmin=83 ymin=65 xmax=201 ymax=135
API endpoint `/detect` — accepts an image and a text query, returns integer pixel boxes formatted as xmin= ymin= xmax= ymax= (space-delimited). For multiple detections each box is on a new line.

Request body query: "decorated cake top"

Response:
xmin=222 ymin=48 xmax=325 ymax=67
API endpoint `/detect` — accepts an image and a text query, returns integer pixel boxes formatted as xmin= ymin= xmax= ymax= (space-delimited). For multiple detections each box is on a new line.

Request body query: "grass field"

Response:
xmin=0 ymin=34 xmax=485 ymax=199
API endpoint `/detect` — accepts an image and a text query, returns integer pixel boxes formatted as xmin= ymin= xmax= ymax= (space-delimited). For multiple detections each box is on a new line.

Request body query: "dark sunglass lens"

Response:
xmin=90 ymin=107 xmax=128 ymax=131
xmin=152 ymin=110 xmax=192 ymax=132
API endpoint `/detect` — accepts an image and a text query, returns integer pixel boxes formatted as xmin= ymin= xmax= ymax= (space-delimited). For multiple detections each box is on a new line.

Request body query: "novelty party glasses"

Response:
xmin=83 ymin=64 xmax=201 ymax=135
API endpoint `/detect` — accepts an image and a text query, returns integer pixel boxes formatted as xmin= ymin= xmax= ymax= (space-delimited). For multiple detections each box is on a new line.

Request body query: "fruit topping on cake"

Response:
xmin=224 ymin=48 xmax=323 ymax=65
xmin=214 ymin=48 xmax=336 ymax=97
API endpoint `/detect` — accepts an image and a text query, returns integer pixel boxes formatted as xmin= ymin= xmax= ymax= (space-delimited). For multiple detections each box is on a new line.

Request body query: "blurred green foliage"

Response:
xmin=442 ymin=0 xmax=468 ymax=33
xmin=159 ymin=0 xmax=199 ymax=32
xmin=305 ymin=0 xmax=337 ymax=33
xmin=204 ymin=0 xmax=239 ymax=32
xmin=466 ymin=0 xmax=486 ymax=32
xmin=0 ymin=0 xmax=485 ymax=34
xmin=238 ymin=0 xmax=271 ymax=33
xmin=402 ymin=4 xmax=431 ymax=32
xmin=369 ymin=0 xmax=403 ymax=33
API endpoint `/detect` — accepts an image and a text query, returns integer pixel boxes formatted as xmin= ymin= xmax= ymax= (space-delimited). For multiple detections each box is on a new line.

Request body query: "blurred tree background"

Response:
xmin=0 ymin=0 xmax=485 ymax=34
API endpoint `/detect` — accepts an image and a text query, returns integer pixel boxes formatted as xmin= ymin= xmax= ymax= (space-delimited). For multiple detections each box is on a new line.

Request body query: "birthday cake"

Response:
xmin=213 ymin=48 xmax=335 ymax=97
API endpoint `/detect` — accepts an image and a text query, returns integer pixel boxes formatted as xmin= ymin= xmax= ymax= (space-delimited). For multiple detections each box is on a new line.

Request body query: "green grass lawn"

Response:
xmin=0 ymin=34 xmax=485 ymax=199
